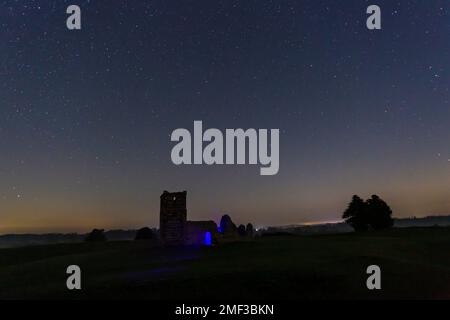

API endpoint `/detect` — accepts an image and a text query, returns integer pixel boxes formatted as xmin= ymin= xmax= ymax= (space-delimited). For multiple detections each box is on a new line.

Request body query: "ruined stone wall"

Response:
xmin=185 ymin=221 xmax=219 ymax=246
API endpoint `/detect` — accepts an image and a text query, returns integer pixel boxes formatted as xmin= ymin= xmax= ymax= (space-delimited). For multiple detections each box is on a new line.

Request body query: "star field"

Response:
xmin=0 ymin=0 xmax=449 ymax=233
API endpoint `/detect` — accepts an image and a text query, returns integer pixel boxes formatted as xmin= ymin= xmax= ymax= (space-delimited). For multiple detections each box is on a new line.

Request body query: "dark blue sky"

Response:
xmin=0 ymin=0 xmax=449 ymax=233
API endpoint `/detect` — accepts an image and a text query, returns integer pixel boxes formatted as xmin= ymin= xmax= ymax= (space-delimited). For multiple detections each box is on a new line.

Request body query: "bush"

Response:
xmin=135 ymin=227 xmax=154 ymax=240
xmin=85 ymin=229 xmax=106 ymax=242
xmin=246 ymin=223 xmax=254 ymax=237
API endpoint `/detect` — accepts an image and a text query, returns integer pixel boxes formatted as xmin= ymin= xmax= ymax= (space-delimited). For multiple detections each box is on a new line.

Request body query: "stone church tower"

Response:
xmin=160 ymin=190 xmax=219 ymax=246
xmin=160 ymin=190 xmax=187 ymax=245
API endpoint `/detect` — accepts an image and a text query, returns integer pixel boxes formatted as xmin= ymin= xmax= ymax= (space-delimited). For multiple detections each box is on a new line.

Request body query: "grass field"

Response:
xmin=1 ymin=227 xmax=449 ymax=300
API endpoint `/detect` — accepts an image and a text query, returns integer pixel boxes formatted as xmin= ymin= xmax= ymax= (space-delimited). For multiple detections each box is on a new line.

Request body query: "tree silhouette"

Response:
xmin=342 ymin=195 xmax=369 ymax=232
xmin=85 ymin=229 xmax=106 ymax=242
xmin=343 ymin=194 xmax=394 ymax=231
xmin=246 ymin=223 xmax=254 ymax=237
xmin=366 ymin=195 xmax=393 ymax=230
xmin=135 ymin=227 xmax=154 ymax=240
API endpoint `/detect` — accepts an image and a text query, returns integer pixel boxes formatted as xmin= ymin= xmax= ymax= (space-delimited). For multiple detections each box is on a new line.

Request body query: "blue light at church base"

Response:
xmin=204 ymin=231 xmax=212 ymax=246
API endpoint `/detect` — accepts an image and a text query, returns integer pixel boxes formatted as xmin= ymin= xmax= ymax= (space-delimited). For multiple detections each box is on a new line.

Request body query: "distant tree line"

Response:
xmin=84 ymin=227 xmax=156 ymax=242
xmin=343 ymin=195 xmax=393 ymax=232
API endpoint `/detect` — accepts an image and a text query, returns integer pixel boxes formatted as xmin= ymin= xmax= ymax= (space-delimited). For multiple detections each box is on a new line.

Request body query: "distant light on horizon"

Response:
xmin=301 ymin=219 xmax=345 ymax=226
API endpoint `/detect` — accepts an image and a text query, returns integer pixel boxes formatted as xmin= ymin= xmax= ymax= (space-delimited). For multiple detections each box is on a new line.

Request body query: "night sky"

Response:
xmin=0 ymin=0 xmax=449 ymax=233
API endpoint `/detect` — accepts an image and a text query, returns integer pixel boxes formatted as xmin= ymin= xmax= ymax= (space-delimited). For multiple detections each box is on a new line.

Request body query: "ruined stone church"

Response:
xmin=160 ymin=191 xmax=219 ymax=246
